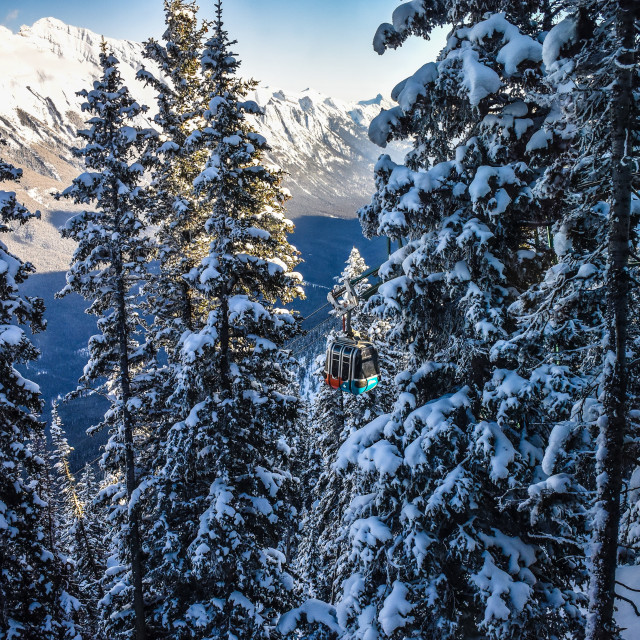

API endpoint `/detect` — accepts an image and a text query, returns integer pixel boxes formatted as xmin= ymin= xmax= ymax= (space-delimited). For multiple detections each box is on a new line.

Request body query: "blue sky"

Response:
xmin=0 ymin=0 xmax=446 ymax=101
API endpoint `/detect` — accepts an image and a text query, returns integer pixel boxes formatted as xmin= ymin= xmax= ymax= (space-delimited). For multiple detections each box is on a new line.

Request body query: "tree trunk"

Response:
xmin=114 ymin=253 xmax=147 ymax=640
xmin=219 ymin=294 xmax=232 ymax=394
xmin=586 ymin=1 xmax=635 ymax=638
xmin=76 ymin=511 xmax=104 ymax=590
xmin=181 ymin=278 xmax=193 ymax=332
xmin=40 ymin=442 xmax=57 ymax=557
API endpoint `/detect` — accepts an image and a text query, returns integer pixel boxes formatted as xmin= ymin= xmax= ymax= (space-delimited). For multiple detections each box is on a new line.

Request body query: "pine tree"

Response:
xmin=0 ymin=142 xmax=79 ymax=639
xmin=50 ymin=405 xmax=106 ymax=637
xmin=289 ymin=248 xmax=403 ymax=633
xmin=57 ymin=46 xmax=157 ymax=640
xmin=143 ymin=3 xmax=303 ymax=637
xmin=284 ymin=2 xmax=591 ymax=638
xmin=33 ymin=434 xmax=84 ymax=640
xmin=534 ymin=2 xmax=640 ymax=638
xmin=295 ymin=348 xmax=347 ymax=606
xmin=137 ymin=0 xmax=211 ymax=363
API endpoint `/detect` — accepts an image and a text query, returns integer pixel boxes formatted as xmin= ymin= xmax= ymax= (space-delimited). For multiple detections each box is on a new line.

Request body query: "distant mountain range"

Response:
xmin=0 ymin=17 xmax=400 ymax=273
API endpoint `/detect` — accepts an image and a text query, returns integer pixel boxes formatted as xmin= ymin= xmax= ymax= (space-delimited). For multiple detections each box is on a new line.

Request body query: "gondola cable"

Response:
xmin=291 ymin=321 xmax=336 ymax=357
xmin=70 ymin=453 xmax=104 ymax=476
xmin=287 ymin=261 xmax=385 ymax=354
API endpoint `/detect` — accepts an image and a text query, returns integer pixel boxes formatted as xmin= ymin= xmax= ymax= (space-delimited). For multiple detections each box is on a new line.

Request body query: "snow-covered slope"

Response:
xmin=0 ymin=17 xmax=394 ymax=272
xmin=617 ymin=565 xmax=640 ymax=640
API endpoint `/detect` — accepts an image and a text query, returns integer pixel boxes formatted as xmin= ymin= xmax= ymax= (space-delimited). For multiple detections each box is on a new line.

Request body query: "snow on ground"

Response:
xmin=617 ymin=565 xmax=640 ymax=639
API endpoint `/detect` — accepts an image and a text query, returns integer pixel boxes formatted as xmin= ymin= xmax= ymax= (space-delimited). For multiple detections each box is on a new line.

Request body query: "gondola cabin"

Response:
xmin=324 ymin=338 xmax=381 ymax=395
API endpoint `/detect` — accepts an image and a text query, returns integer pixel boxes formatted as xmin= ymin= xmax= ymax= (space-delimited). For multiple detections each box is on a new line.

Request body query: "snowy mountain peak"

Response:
xmin=15 ymin=16 xmax=143 ymax=70
xmin=20 ymin=16 xmax=76 ymax=36
xmin=0 ymin=17 xmax=400 ymax=272
xmin=18 ymin=16 xmax=136 ymax=48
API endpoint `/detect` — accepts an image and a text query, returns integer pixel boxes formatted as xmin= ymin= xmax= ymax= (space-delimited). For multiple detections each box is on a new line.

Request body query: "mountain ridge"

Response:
xmin=0 ymin=17 xmax=397 ymax=272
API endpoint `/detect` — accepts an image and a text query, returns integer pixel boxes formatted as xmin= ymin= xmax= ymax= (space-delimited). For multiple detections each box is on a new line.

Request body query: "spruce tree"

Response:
xmin=137 ymin=0 xmax=211 ymax=363
xmin=33 ymin=434 xmax=84 ymax=640
xmin=0 ymin=143 xmax=78 ymax=639
xmin=283 ymin=3 xmax=590 ymax=638
xmin=57 ymin=47 xmax=156 ymax=640
xmin=535 ymin=2 xmax=639 ymax=638
xmin=289 ymin=248 xmax=403 ymax=632
xmin=50 ymin=406 xmax=106 ymax=637
xmin=295 ymin=348 xmax=347 ymax=607
xmin=143 ymin=3 xmax=303 ymax=637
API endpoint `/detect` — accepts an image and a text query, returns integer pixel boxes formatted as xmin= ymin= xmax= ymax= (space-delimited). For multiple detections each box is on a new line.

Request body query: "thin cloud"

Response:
xmin=3 ymin=9 xmax=19 ymax=24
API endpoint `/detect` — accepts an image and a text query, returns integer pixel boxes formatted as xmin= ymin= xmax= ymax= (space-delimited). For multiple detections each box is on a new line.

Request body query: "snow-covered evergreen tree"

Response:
xmin=143 ymin=3 xmax=304 ymax=637
xmin=50 ymin=405 xmax=106 ymax=637
xmin=294 ymin=348 xmax=347 ymax=607
xmin=289 ymin=248 xmax=403 ymax=631
xmin=33 ymin=434 xmax=84 ymax=640
xmin=533 ymin=3 xmax=639 ymax=638
xmin=57 ymin=46 xmax=157 ymax=640
xmin=282 ymin=3 xmax=592 ymax=638
xmin=0 ymin=143 xmax=80 ymax=639
xmin=138 ymin=0 xmax=211 ymax=362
